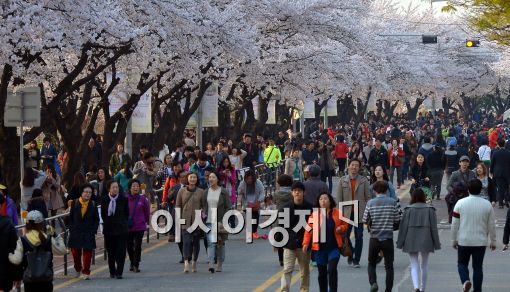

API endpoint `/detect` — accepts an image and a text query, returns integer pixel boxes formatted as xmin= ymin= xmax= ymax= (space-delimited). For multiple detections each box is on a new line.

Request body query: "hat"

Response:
xmin=26 ymin=210 xmax=44 ymax=224
xmin=459 ymin=155 xmax=470 ymax=162
xmin=291 ymin=181 xmax=305 ymax=192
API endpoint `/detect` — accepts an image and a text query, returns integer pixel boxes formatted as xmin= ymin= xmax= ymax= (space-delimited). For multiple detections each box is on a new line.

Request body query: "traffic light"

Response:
xmin=466 ymin=39 xmax=480 ymax=47
xmin=422 ymin=35 xmax=437 ymax=44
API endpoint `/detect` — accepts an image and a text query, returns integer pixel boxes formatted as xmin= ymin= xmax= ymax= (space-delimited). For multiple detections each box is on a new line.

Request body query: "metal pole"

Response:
xmin=299 ymin=114 xmax=305 ymax=136
xmin=19 ymin=93 xmax=24 ymax=181
xmin=196 ymin=100 xmax=203 ymax=150
xmin=125 ymin=118 xmax=132 ymax=158
xmin=323 ymin=104 xmax=328 ymax=129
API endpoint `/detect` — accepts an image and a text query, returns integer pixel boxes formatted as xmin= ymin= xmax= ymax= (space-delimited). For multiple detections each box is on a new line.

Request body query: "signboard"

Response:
xmin=267 ymin=100 xmax=276 ymax=124
xmin=4 ymin=87 xmax=41 ymax=127
xmin=320 ymin=99 xmax=337 ymax=117
xmin=202 ymin=82 xmax=219 ymax=127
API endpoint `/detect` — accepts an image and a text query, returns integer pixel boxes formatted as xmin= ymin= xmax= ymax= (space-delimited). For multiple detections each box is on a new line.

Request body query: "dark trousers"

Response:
xmin=347 ymin=220 xmax=364 ymax=264
xmin=24 ymin=282 xmax=52 ymax=292
xmin=127 ymin=231 xmax=144 ymax=268
xmin=402 ymin=158 xmax=410 ymax=181
xmin=182 ymin=230 xmax=200 ymax=261
xmin=278 ymin=247 xmax=284 ymax=263
xmin=429 ymin=169 xmax=443 ymax=198
xmin=104 ymin=233 xmax=127 ymax=276
xmin=368 ymin=238 xmax=394 ymax=292
xmin=458 ymin=246 xmax=486 ymax=292
xmin=495 ymin=177 xmax=510 ymax=206
xmin=320 ymin=168 xmax=333 ymax=194
xmin=336 ymin=158 xmax=347 ymax=176
xmin=318 ymin=257 xmax=339 ymax=292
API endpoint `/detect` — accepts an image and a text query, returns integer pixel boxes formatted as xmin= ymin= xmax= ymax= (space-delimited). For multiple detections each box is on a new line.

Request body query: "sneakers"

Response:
xmin=370 ymin=283 xmax=379 ymax=292
xmin=261 ymin=234 xmax=268 ymax=240
xmin=347 ymin=256 xmax=353 ymax=266
xmin=80 ymin=274 xmax=90 ymax=280
xmin=352 ymin=262 xmax=360 ymax=268
xmin=252 ymin=232 xmax=260 ymax=239
xmin=463 ymin=280 xmax=472 ymax=292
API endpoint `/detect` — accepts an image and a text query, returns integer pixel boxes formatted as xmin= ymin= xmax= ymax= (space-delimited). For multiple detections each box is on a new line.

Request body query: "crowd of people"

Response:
xmin=1 ymin=110 xmax=510 ymax=291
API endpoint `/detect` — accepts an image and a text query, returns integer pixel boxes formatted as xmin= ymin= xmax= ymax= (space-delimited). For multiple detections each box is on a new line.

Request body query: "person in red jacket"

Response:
xmin=388 ymin=139 xmax=405 ymax=189
xmin=334 ymin=135 xmax=349 ymax=176
xmin=161 ymin=162 xmax=182 ymax=207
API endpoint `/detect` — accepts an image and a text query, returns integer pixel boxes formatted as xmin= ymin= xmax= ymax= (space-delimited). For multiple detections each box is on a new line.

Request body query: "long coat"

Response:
xmin=68 ymin=199 xmax=100 ymax=250
xmin=396 ymin=203 xmax=441 ymax=253
xmin=337 ymin=175 xmax=370 ymax=222
xmin=175 ymin=187 xmax=205 ymax=229
xmin=100 ymin=194 xmax=129 ymax=236
xmin=42 ymin=176 xmax=64 ymax=211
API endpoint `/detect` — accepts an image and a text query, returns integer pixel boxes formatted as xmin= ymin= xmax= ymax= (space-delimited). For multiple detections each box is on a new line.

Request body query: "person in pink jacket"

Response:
xmin=126 ymin=179 xmax=151 ymax=273
xmin=218 ymin=157 xmax=237 ymax=205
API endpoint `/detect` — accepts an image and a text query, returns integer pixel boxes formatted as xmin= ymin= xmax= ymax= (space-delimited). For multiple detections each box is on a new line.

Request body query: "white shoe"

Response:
xmin=80 ymin=274 xmax=90 ymax=280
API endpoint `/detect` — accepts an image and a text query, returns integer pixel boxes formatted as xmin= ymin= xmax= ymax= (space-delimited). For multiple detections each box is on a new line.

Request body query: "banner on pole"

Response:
xmin=202 ymin=83 xmax=219 ymax=127
xmin=267 ymin=100 xmax=276 ymax=124
xmin=320 ymin=99 xmax=337 ymax=117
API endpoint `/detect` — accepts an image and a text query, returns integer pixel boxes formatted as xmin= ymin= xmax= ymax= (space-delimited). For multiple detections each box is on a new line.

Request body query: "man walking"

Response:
xmin=337 ymin=159 xmax=370 ymax=268
xmin=363 ymin=180 xmax=401 ymax=292
xmin=279 ymin=181 xmax=313 ymax=292
xmin=489 ymin=139 xmax=510 ymax=208
xmin=452 ymin=179 xmax=496 ymax=292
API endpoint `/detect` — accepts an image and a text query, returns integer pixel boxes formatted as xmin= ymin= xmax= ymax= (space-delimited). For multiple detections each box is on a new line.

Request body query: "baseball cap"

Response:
xmin=459 ymin=155 xmax=470 ymax=162
xmin=26 ymin=210 xmax=44 ymax=224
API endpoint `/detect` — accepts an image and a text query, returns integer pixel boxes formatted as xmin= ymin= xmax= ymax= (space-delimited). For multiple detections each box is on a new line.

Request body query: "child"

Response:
xmin=258 ymin=195 xmax=276 ymax=240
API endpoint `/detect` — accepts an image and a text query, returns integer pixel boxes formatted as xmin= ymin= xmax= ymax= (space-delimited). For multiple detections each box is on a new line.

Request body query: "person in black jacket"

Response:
xmin=27 ymin=189 xmax=49 ymax=219
xmin=279 ymin=181 xmax=313 ymax=292
xmin=368 ymin=138 xmax=389 ymax=172
xmin=68 ymin=183 xmax=100 ymax=279
xmin=409 ymin=153 xmax=430 ymax=193
xmin=100 ymin=180 xmax=129 ymax=279
xmin=427 ymin=144 xmax=445 ymax=200
xmin=0 ymin=196 xmax=22 ymax=292
xmin=503 ymin=209 xmax=510 ymax=251
xmin=239 ymin=133 xmax=259 ymax=168
xmin=490 ymin=139 xmax=510 ymax=208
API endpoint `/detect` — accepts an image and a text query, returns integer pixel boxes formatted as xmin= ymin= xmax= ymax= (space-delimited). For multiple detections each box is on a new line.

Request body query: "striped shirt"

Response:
xmin=363 ymin=194 xmax=400 ymax=240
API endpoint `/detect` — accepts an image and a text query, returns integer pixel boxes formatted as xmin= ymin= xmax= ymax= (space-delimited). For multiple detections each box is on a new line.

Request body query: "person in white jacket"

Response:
xmin=451 ymin=179 xmax=496 ymax=292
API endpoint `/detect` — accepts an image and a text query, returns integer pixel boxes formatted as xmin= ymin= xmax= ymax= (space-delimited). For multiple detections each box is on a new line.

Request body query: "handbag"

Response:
xmin=340 ymin=235 xmax=352 ymax=257
xmin=127 ymin=195 xmax=141 ymax=228
xmin=248 ymin=201 xmax=261 ymax=212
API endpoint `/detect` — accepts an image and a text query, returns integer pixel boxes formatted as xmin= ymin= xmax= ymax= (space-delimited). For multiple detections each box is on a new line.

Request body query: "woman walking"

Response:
xmin=176 ymin=172 xmax=205 ymax=273
xmin=397 ymin=188 xmax=441 ymax=292
xmin=203 ymin=172 xmax=231 ymax=273
xmin=388 ymin=139 xmax=405 ymax=189
xmin=302 ymin=192 xmax=348 ymax=292
xmin=41 ymin=164 xmax=64 ymax=217
xmin=218 ymin=157 xmax=237 ymax=206
xmin=8 ymin=210 xmax=67 ymax=292
xmin=285 ymin=149 xmax=304 ymax=181
xmin=100 ymin=180 xmax=129 ymax=279
xmin=369 ymin=165 xmax=396 ymax=199
xmin=126 ymin=179 xmax=150 ymax=273
xmin=409 ymin=153 xmax=430 ymax=195
xmin=68 ymin=183 xmax=100 ymax=280
xmin=20 ymin=167 xmax=47 ymax=211
xmin=475 ymin=162 xmax=496 ymax=204
xmin=237 ymin=170 xmax=265 ymax=239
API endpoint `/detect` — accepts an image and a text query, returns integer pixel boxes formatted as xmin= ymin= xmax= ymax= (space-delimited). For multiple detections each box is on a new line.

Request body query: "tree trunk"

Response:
xmin=406 ymin=96 xmax=426 ymax=120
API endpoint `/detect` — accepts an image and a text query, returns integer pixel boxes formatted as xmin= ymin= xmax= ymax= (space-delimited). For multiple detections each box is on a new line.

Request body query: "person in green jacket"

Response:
xmin=264 ymin=138 xmax=282 ymax=167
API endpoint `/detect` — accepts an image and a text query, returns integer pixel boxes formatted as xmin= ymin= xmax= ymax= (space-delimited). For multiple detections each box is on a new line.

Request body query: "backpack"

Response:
xmin=21 ymin=236 xmax=53 ymax=283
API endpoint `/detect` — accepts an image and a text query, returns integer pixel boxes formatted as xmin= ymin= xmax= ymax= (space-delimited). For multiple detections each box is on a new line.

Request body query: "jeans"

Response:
xmin=368 ymin=238 xmax=394 ymax=292
xmin=318 ymin=257 xmax=339 ymax=292
xmin=127 ymin=231 xmax=144 ymax=268
xmin=336 ymin=158 xmax=347 ymax=176
xmin=346 ymin=222 xmax=364 ymax=264
xmin=494 ymin=177 xmax=510 ymax=206
xmin=402 ymin=158 xmax=410 ymax=181
xmin=320 ymin=168 xmax=333 ymax=194
xmin=182 ymin=230 xmax=201 ymax=261
xmin=71 ymin=248 xmax=93 ymax=275
xmin=458 ymin=246 xmax=486 ymax=292
xmin=389 ymin=166 xmax=402 ymax=186
xmin=206 ymin=224 xmax=225 ymax=263
xmin=429 ymin=169 xmax=443 ymax=198
xmin=104 ymin=233 xmax=127 ymax=276
xmin=280 ymin=248 xmax=311 ymax=292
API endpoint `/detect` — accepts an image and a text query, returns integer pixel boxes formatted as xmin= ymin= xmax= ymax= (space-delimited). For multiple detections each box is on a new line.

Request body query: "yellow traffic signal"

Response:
xmin=466 ymin=39 xmax=480 ymax=47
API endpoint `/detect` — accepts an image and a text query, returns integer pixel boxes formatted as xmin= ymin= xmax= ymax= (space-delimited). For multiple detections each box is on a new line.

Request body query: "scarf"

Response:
xmin=79 ymin=197 xmax=89 ymax=218
xmin=108 ymin=193 xmax=118 ymax=216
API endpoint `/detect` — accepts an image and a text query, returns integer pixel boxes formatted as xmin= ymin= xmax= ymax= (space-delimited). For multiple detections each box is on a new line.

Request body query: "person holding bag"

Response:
xmin=126 ymin=179 xmax=150 ymax=273
xmin=302 ymin=192 xmax=348 ymax=292
xmin=202 ymin=172 xmax=231 ymax=273
xmin=176 ymin=172 xmax=205 ymax=273
xmin=67 ymin=183 xmax=100 ymax=280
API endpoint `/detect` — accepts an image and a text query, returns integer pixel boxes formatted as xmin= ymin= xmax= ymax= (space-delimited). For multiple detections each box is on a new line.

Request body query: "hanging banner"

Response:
xmin=303 ymin=99 xmax=315 ymax=119
xmin=108 ymin=73 xmax=152 ymax=133
xmin=320 ymin=99 xmax=337 ymax=117
xmin=267 ymin=100 xmax=276 ymax=124
xmin=252 ymin=96 xmax=260 ymax=120
xmin=202 ymin=82 xmax=219 ymax=127
xmin=184 ymin=99 xmax=197 ymax=128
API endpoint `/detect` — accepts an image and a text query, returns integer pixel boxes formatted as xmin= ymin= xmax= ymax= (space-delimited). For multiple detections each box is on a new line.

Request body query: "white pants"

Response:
xmin=409 ymin=252 xmax=429 ymax=291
